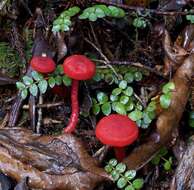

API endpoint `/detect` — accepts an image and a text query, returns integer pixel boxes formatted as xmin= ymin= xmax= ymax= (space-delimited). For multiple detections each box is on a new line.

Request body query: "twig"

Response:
xmin=22 ymin=101 xmax=64 ymax=109
xmin=36 ymin=95 xmax=43 ymax=134
xmin=94 ymin=0 xmax=194 ymax=16
xmin=84 ymin=38 xmax=119 ymax=78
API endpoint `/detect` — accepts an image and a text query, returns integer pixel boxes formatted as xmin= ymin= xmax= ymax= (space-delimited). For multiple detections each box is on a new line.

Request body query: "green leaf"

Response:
xmin=114 ymin=102 xmax=127 ymax=115
xmin=93 ymin=73 xmax=102 ymax=82
xmin=21 ymin=89 xmax=28 ymax=99
xmin=119 ymin=80 xmax=127 ymax=89
xmin=133 ymin=17 xmax=147 ymax=29
xmin=116 ymin=163 xmax=126 ymax=173
xmin=16 ymin=82 xmax=25 ymax=90
xmin=124 ymin=170 xmax=136 ymax=180
xmin=79 ymin=11 xmax=90 ymax=19
xmin=132 ymin=178 xmax=144 ymax=189
xmin=162 ymin=82 xmax=175 ymax=94
xmin=55 ymin=76 xmax=62 ymax=85
xmin=104 ymin=165 xmax=113 ymax=173
xmin=124 ymin=72 xmax=134 ymax=83
xmin=97 ymin=92 xmax=108 ymax=104
xmin=128 ymin=110 xmax=143 ymax=121
xmin=111 ymin=170 xmax=120 ymax=181
xmin=146 ymin=101 xmax=156 ymax=112
xmin=52 ymin=25 xmax=61 ymax=32
xmin=105 ymin=73 xmax=114 ymax=84
xmin=22 ymin=76 xmax=33 ymax=86
xmin=126 ymin=102 xmax=134 ymax=112
xmin=117 ymin=177 xmax=127 ymax=189
xmin=101 ymin=102 xmax=111 ymax=115
xmin=120 ymin=95 xmax=129 ymax=105
xmin=112 ymin=88 xmax=122 ymax=96
xmin=67 ymin=6 xmax=80 ymax=16
xmin=142 ymin=112 xmax=152 ymax=124
xmin=92 ymin=104 xmax=100 ymax=115
xmin=189 ymin=119 xmax=194 ymax=128
xmin=151 ymin=155 xmax=160 ymax=165
xmin=89 ymin=13 xmax=97 ymax=21
xmin=110 ymin=94 xmax=118 ymax=102
xmin=38 ymin=80 xmax=48 ymax=94
xmin=109 ymin=159 xmax=118 ymax=166
xmin=108 ymin=6 xmax=125 ymax=18
xmin=134 ymin=72 xmax=143 ymax=81
xmin=55 ymin=65 xmax=64 ymax=75
xmin=62 ymin=75 xmax=72 ymax=86
xmin=160 ymin=93 xmax=171 ymax=109
xmin=189 ymin=111 xmax=194 ymax=119
xmin=159 ymin=147 xmax=168 ymax=156
xmin=125 ymin=185 xmax=135 ymax=190
xmin=29 ymin=84 xmax=38 ymax=96
xmin=94 ymin=5 xmax=111 ymax=16
xmin=123 ymin=86 xmax=133 ymax=96
xmin=95 ymin=7 xmax=106 ymax=18
xmin=164 ymin=161 xmax=171 ymax=171
xmin=31 ymin=71 xmax=43 ymax=81
xmin=48 ymin=77 xmax=56 ymax=88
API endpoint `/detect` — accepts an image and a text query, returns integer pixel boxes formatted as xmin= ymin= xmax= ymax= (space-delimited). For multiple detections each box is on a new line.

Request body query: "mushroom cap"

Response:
xmin=30 ymin=56 xmax=56 ymax=73
xmin=63 ymin=55 xmax=96 ymax=80
xmin=95 ymin=114 xmax=139 ymax=147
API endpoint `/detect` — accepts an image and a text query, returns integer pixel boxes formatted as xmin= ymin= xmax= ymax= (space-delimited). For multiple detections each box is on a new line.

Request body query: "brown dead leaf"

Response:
xmin=0 ymin=128 xmax=111 ymax=190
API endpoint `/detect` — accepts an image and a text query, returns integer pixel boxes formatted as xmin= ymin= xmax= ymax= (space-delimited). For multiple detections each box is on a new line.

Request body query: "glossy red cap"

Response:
xmin=63 ymin=55 xmax=96 ymax=80
xmin=95 ymin=114 xmax=139 ymax=147
xmin=30 ymin=56 xmax=56 ymax=73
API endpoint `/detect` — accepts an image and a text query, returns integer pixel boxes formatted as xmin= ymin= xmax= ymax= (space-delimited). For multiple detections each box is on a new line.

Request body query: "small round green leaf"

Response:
xmin=160 ymin=93 xmax=171 ymax=109
xmin=134 ymin=72 xmax=143 ymax=81
xmin=119 ymin=80 xmax=128 ymax=89
xmin=120 ymin=95 xmax=129 ymax=105
xmin=112 ymin=88 xmax=122 ymax=96
xmin=22 ymin=76 xmax=33 ymax=86
xmin=21 ymin=89 xmax=28 ymax=99
xmin=116 ymin=163 xmax=126 ymax=173
xmin=92 ymin=104 xmax=100 ymax=115
xmin=55 ymin=76 xmax=62 ymax=85
xmin=124 ymin=170 xmax=136 ymax=180
xmin=124 ymin=72 xmax=134 ymax=83
xmin=62 ymin=75 xmax=72 ymax=86
xmin=101 ymin=102 xmax=111 ymax=115
xmin=95 ymin=7 xmax=106 ymax=18
xmin=109 ymin=159 xmax=118 ymax=166
xmin=128 ymin=110 xmax=143 ymax=121
xmin=29 ymin=84 xmax=38 ymax=96
xmin=117 ymin=177 xmax=127 ymax=189
xmin=16 ymin=82 xmax=25 ymax=90
xmin=89 ymin=13 xmax=97 ymax=21
xmin=38 ymin=80 xmax=48 ymax=94
xmin=114 ymin=102 xmax=127 ymax=115
xmin=111 ymin=170 xmax=120 ymax=181
xmin=164 ymin=161 xmax=171 ymax=171
xmin=151 ymin=155 xmax=160 ymax=165
xmin=132 ymin=178 xmax=144 ymax=189
xmin=110 ymin=94 xmax=118 ymax=102
xmin=162 ymin=82 xmax=175 ymax=94
xmin=123 ymin=86 xmax=133 ymax=96
xmin=104 ymin=165 xmax=113 ymax=173
xmin=48 ymin=77 xmax=56 ymax=88
xmin=97 ymin=92 xmax=108 ymax=104
xmin=31 ymin=71 xmax=43 ymax=81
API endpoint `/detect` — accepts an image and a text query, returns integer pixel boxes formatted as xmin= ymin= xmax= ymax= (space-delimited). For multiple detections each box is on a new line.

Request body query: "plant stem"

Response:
xmin=114 ymin=147 xmax=125 ymax=162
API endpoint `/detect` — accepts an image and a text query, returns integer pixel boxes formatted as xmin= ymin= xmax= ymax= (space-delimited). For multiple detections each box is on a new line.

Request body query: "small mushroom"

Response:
xmin=95 ymin=114 xmax=139 ymax=161
xmin=30 ymin=53 xmax=56 ymax=73
xmin=63 ymin=55 xmax=96 ymax=133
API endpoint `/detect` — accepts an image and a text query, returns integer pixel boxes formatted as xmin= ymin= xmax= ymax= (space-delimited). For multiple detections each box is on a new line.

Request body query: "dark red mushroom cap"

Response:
xmin=95 ymin=114 xmax=139 ymax=147
xmin=63 ymin=55 xmax=96 ymax=80
xmin=30 ymin=56 xmax=56 ymax=73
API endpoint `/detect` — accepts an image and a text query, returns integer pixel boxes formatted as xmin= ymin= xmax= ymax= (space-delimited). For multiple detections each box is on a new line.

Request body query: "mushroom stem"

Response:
xmin=114 ymin=147 xmax=126 ymax=162
xmin=64 ymin=80 xmax=79 ymax=133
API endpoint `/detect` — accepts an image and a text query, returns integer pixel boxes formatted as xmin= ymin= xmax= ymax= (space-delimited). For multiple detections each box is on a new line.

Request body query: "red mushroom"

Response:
xmin=30 ymin=53 xmax=56 ymax=73
xmin=63 ymin=55 xmax=96 ymax=133
xmin=95 ymin=114 xmax=139 ymax=161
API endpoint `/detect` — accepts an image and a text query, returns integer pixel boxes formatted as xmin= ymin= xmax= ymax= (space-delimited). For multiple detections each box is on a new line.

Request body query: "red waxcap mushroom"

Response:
xmin=63 ymin=55 xmax=96 ymax=133
xmin=63 ymin=55 xmax=96 ymax=80
xmin=95 ymin=114 xmax=139 ymax=161
xmin=30 ymin=54 xmax=56 ymax=73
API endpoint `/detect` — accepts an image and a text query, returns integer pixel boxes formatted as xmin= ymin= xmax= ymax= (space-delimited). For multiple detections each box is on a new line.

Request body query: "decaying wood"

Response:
xmin=124 ymin=53 xmax=194 ymax=170
xmin=0 ymin=128 xmax=111 ymax=190
xmin=170 ymin=136 xmax=194 ymax=190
